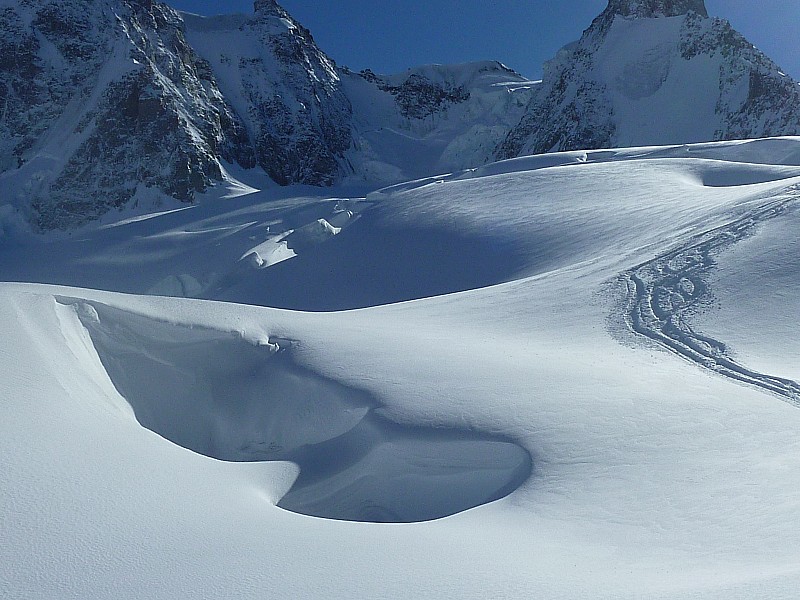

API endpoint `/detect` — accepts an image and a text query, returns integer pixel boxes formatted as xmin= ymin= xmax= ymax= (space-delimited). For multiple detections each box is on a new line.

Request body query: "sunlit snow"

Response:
xmin=3 ymin=137 xmax=800 ymax=598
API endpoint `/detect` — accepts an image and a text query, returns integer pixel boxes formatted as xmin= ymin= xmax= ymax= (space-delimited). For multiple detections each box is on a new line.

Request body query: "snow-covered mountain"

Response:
xmin=0 ymin=0 xmax=532 ymax=230
xmin=0 ymin=0 xmax=253 ymax=230
xmin=3 ymin=0 xmax=800 ymax=231
xmin=497 ymin=0 xmax=800 ymax=158
xmin=183 ymin=6 xmax=535 ymax=187
xmin=341 ymin=61 xmax=535 ymax=184
xmin=181 ymin=0 xmax=352 ymax=188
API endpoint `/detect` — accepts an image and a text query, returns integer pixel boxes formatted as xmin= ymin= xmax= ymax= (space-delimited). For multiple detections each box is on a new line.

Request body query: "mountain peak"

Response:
xmin=604 ymin=0 xmax=708 ymax=19
xmin=254 ymin=0 xmax=282 ymax=15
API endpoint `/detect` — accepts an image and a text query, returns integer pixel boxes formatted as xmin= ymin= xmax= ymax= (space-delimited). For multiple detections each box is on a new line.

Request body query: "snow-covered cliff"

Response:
xmin=182 ymin=1 xmax=352 ymax=187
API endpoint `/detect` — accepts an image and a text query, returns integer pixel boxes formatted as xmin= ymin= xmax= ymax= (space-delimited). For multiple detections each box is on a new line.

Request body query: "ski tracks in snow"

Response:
xmin=622 ymin=184 xmax=800 ymax=406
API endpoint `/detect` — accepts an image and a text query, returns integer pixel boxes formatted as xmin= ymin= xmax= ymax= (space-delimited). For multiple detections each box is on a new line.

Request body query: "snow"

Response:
xmin=0 ymin=32 xmax=138 ymax=215
xmin=689 ymin=207 xmax=800 ymax=382
xmin=600 ymin=15 xmax=723 ymax=146
xmin=340 ymin=61 xmax=535 ymax=184
xmin=3 ymin=138 xmax=800 ymax=598
xmin=504 ymin=6 xmax=800 ymax=160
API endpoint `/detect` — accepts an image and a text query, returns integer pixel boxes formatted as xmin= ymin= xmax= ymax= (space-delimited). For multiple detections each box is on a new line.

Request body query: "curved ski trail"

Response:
xmin=622 ymin=184 xmax=800 ymax=405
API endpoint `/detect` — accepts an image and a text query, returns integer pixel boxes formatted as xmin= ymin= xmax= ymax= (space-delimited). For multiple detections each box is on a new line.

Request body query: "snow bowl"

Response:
xmin=65 ymin=300 xmax=531 ymax=523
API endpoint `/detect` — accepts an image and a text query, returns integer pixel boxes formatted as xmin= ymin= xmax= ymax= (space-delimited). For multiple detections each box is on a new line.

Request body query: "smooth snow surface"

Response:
xmin=689 ymin=207 xmax=800 ymax=382
xmin=3 ymin=138 xmax=800 ymax=598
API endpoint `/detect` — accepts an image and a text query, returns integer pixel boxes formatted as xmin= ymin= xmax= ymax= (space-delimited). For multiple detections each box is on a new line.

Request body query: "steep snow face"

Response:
xmin=341 ymin=61 xmax=536 ymax=184
xmin=498 ymin=1 xmax=800 ymax=158
xmin=0 ymin=0 xmax=252 ymax=230
xmin=182 ymin=2 xmax=352 ymax=187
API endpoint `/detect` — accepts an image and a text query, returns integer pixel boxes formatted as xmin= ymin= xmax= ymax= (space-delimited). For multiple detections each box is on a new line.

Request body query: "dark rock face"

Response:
xmin=365 ymin=72 xmax=471 ymax=120
xmin=239 ymin=6 xmax=352 ymax=186
xmin=253 ymin=0 xmax=281 ymax=16
xmin=497 ymin=45 xmax=616 ymax=158
xmin=0 ymin=1 xmax=108 ymax=173
xmin=41 ymin=0 xmax=254 ymax=230
xmin=604 ymin=0 xmax=708 ymax=19
xmin=680 ymin=15 xmax=800 ymax=141
xmin=0 ymin=7 xmax=43 ymax=170
xmin=2 ymin=0 xmax=253 ymax=230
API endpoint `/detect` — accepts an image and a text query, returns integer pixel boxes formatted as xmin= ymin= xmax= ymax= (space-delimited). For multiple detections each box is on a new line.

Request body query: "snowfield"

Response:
xmin=3 ymin=138 xmax=800 ymax=598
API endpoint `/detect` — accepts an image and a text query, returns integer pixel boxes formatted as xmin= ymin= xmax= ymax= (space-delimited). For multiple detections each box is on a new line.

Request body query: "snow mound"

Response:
xmin=68 ymin=300 xmax=531 ymax=523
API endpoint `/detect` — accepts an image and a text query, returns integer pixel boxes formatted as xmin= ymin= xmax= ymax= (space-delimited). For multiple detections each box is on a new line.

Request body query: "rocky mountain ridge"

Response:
xmin=1 ymin=0 xmax=251 ymax=229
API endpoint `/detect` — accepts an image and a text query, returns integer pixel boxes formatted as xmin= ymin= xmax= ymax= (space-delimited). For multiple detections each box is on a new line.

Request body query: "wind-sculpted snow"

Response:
xmin=66 ymin=300 xmax=531 ymax=523
xmin=623 ymin=185 xmax=800 ymax=404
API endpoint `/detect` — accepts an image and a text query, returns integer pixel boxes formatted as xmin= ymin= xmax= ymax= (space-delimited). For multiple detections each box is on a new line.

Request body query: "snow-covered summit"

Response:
xmin=183 ymin=0 xmax=351 ymax=188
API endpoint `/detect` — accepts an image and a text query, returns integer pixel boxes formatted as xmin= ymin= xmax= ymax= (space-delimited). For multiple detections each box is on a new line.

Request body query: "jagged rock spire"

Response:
xmin=604 ymin=0 xmax=708 ymax=18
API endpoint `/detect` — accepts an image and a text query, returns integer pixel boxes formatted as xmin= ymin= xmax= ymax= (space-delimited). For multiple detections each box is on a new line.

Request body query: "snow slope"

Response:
xmin=3 ymin=138 xmax=800 ymax=598
xmin=688 ymin=206 xmax=800 ymax=383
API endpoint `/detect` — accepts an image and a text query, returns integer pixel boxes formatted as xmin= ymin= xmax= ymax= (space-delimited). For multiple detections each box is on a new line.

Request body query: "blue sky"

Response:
xmin=166 ymin=1 xmax=800 ymax=79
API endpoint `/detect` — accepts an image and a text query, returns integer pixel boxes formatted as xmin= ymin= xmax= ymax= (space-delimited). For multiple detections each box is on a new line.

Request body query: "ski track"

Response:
xmin=623 ymin=184 xmax=800 ymax=405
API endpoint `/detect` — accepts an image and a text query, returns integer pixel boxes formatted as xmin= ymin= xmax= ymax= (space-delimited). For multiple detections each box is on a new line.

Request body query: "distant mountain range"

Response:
xmin=1 ymin=0 xmax=799 ymax=229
